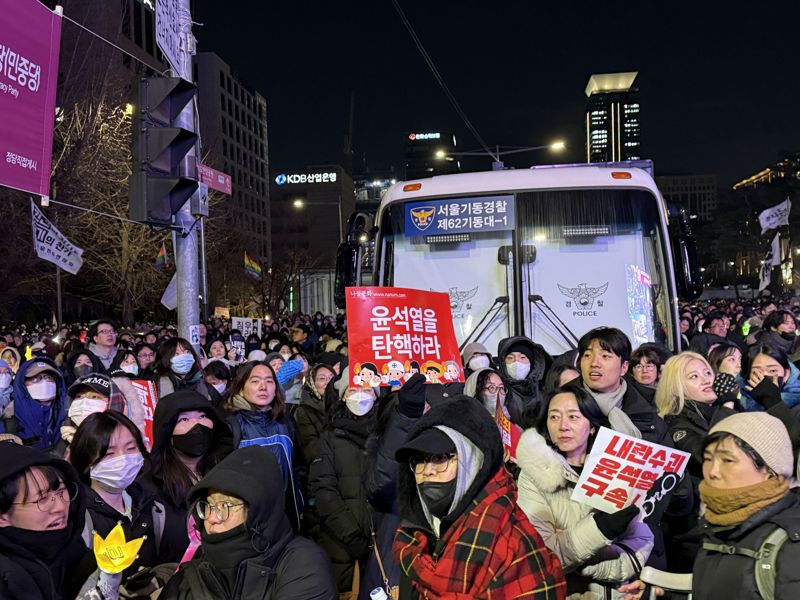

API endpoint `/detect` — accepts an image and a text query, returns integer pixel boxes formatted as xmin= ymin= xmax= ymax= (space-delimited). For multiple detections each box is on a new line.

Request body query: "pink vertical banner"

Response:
xmin=0 ymin=0 xmax=62 ymax=197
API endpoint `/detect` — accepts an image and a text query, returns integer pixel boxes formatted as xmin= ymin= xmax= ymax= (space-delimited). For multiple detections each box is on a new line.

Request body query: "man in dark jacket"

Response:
xmin=160 ymin=445 xmax=336 ymax=600
xmin=496 ymin=335 xmax=551 ymax=429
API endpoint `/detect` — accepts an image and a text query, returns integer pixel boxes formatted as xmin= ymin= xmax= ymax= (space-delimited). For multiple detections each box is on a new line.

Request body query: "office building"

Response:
xmin=354 ymin=168 xmax=398 ymax=214
xmin=405 ymin=131 xmax=459 ymax=180
xmin=270 ymin=166 xmax=356 ymax=268
xmin=585 ymin=72 xmax=641 ymax=163
xmin=194 ymin=53 xmax=271 ymax=263
xmin=732 ymin=154 xmax=800 ymax=190
xmin=656 ymin=174 xmax=718 ymax=223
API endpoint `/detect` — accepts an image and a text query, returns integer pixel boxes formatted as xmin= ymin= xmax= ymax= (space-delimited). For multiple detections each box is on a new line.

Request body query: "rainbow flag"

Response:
xmin=154 ymin=242 xmax=172 ymax=269
xmin=244 ymin=251 xmax=262 ymax=280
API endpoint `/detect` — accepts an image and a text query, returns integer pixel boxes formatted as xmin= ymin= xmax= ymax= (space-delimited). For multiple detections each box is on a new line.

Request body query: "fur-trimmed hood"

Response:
xmin=516 ymin=427 xmax=577 ymax=494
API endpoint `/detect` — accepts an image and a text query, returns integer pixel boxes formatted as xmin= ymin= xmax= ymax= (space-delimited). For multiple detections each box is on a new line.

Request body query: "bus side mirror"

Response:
xmin=334 ymin=241 xmax=360 ymax=309
xmin=667 ymin=203 xmax=703 ymax=300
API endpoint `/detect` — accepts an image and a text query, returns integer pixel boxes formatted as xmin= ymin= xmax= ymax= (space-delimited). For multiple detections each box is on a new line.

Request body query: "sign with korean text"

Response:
xmin=496 ymin=399 xmax=522 ymax=461
xmin=199 ymin=163 xmax=232 ymax=195
xmin=130 ymin=380 xmax=158 ymax=450
xmin=30 ymin=201 xmax=84 ymax=274
xmin=405 ymin=195 xmax=515 ymax=237
xmin=571 ymin=427 xmax=690 ymax=514
xmin=231 ymin=317 xmax=263 ymax=339
xmin=214 ymin=306 xmax=230 ymax=319
xmin=155 ymin=0 xmax=188 ymax=79
xmin=346 ymin=287 xmax=464 ymax=387
xmin=0 ymin=0 xmax=62 ymax=197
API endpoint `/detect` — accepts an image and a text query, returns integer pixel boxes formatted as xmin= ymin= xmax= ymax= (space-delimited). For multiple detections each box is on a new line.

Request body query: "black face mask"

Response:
xmin=780 ymin=332 xmax=795 ymax=342
xmin=172 ymin=424 xmax=214 ymax=457
xmin=73 ymin=364 xmax=92 ymax=379
xmin=418 ymin=480 xmax=457 ymax=518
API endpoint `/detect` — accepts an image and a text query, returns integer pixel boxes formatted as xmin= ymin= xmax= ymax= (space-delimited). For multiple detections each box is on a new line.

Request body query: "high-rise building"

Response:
xmin=404 ymin=131 xmax=459 ymax=180
xmin=194 ymin=53 xmax=271 ymax=263
xmin=732 ymin=154 xmax=800 ymax=190
xmin=656 ymin=174 xmax=718 ymax=223
xmin=585 ymin=72 xmax=641 ymax=163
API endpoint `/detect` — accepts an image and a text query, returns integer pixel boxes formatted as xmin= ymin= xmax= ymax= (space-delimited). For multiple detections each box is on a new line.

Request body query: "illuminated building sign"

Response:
xmin=275 ymin=171 xmax=338 ymax=185
xmin=408 ymin=132 xmax=441 ymax=141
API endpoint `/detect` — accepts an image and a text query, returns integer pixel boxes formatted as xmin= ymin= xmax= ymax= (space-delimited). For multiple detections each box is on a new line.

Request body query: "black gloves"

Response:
xmin=398 ymin=373 xmax=427 ymax=419
xmin=750 ymin=377 xmax=783 ymax=410
xmin=593 ymin=504 xmax=639 ymax=540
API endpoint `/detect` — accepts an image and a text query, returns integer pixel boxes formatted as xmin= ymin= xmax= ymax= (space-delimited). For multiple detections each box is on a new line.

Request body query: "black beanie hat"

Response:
xmin=507 ymin=341 xmax=534 ymax=364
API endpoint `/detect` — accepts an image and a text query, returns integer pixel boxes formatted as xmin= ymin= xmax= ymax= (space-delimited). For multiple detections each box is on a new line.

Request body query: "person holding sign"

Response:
xmin=393 ymin=394 xmax=566 ymax=599
xmin=517 ymin=382 xmax=653 ymax=599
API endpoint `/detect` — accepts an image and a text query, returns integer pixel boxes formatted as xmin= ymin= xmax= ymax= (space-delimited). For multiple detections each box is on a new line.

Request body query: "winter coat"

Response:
xmin=618 ymin=380 xmax=672 ymax=448
xmin=87 ymin=343 xmax=117 ymax=371
xmin=692 ymin=493 xmax=800 ymax=600
xmin=309 ymin=409 xmax=375 ymax=592
xmin=394 ymin=395 xmax=566 ymax=599
xmin=755 ymin=328 xmax=798 ymax=356
xmin=739 ymin=362 xmax=800 ymax=410
xmin=295 ymin=384 xmax=326 ymax=467
xmin=688 ymin=333 xmax=728 ymax=357
xmin=663 ymin=401 xmax=736 ymax=479
xmin=156 ymin=370 xmax=213 ymax=402
xmin=1 ymin=347 xmax=21 ymax=373
xmin=516 ymin=428 xmax=653 ymax=599
xmin=62 ymin=351 xmax=105 ymax=388
xmin=228 ymin=399 xmax=303 ymax=532
xmin=160 ymin=445 xmax=337 ymax=600
xmin=497 ymin=336 xmax=551 ymax=429
xmin=1 ymin=357 xmax=67 ymax=450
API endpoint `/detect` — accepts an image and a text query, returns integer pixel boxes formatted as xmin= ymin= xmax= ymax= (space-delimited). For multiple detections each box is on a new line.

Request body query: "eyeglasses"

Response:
xmin=195 ymin=500 xmax=245 ymax=522
xmin=409 ymin=453 xmax=456 ymax=475
xmin=97 ymin=329 xmax=116 ymax=336
xmin=137 ymin=352 xmax=155 ymax=359
xmin=633 ymin=363 xmax=657 ymax=371
xmin=482 ymin=384 xmax=507 ymax=394
xmin=13 ymin=483 xmax=78 ymax=511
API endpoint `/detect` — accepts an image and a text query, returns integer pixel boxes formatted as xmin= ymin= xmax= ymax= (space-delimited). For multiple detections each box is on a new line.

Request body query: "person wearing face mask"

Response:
xmin=463 ymin=366 xmax=510 ymax=418
xmin=0 ymin=360 xmax=13 ymax=419
xmin=496 ymin=336 xmax=551 ymax=429
xmin=110 ymin=348 xmax=140 ymax=378
xmin=755 ymin=309 xmax=798 ymax=357
xmin=0 ymin=358 xmax=67 ymax=451
xmin=296 ymin=363 xmax=337 ymax=467
xmin=69 ymin=411 xmax=171 ymax=594
xmin=154 ymin=337 xmax=213 ymax=402
xmin=145 ymin=391 xmax=233 ymax=560
xmin=203 ymin=360 xmax=232 ymax=410
xmin=461 ymin=342 xmax=493 ymax=377
xmin=393 ymin=394 xmax=566 ymax=599
xmin=159 ymin=446 xmax=336 ymax=600
xmin=53 ymin=373 xmax=115 ymax=457
xmin=63 ymin=349 xmax=105 ymax=387
xmin=308 ymin=367 xmax=377 ymax=593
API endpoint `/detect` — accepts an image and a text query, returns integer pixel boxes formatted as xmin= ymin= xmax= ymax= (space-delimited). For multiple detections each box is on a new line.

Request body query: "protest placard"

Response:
xmin=129 ymin=380 xmax=158 ymax=450
xmin=345 ymin=287 xmax=464 ymax=387
xmin=571 ymin=427 xmax=690 ymax=514
xmin=496 ymin=398 xmax=522 ymax=461
xmin=231 ymin=316 xmax=262 ymax=339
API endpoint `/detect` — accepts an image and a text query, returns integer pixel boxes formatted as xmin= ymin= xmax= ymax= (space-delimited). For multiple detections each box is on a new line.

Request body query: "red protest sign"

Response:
xmin=130 ymin=380 xmax=158 ymax=450
xmin=496 ymin=398 xmax=522 ymax=461
xmin=346 ymin=287 xmax=464 ymax=387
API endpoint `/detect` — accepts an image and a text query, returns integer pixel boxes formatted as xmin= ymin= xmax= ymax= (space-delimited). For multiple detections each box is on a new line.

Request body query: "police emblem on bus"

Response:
xmin=557 ymin=282 xmax=609 ymax=310
xmin=410 ymin=207 xmax=436 ymax=231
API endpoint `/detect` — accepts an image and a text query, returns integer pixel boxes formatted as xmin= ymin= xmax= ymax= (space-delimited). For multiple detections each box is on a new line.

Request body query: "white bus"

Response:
xmin=336 ymin=161 xmax=702 ymax=357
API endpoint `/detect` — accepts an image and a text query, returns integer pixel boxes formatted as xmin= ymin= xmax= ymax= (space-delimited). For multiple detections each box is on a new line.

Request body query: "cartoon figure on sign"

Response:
xmin=409 ymin=206 xmax=436 ymax=232
xmin=404 ymin=360 xmax=421 ymax=382
xmin=353 ymin=362 xmax=382 ymax=387
xmin=382 ymin=360 xmax=405 ymax=386
xmin=443 ymin=360 xmax=461 ymax=382
xmin=421 ymin=361 xmax=443 ymax=384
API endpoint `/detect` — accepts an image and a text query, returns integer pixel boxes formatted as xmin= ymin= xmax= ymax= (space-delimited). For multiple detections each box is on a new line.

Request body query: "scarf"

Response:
xmin=699 ymin=476 xmax=790 ymax=526
xmin=583 ymin=380 xmax=641 ymax=437
xmin=393 ymin=468 xmax=566 ymax=599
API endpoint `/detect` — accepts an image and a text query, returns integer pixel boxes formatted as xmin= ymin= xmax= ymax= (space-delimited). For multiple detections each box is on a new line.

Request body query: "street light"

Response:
xmin=436 ymin=140 xmax=567 ymax=170
xmin=292 ymin=197 xmax=343 ymax=243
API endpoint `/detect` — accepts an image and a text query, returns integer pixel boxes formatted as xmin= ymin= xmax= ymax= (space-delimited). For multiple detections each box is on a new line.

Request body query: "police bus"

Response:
xmin=336 ymin=161 xmax=702 ymax=357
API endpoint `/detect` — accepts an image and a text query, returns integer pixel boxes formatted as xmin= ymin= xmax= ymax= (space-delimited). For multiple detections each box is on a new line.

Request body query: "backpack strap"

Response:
xmin=82 ymin=509 xmax=95 ymax=547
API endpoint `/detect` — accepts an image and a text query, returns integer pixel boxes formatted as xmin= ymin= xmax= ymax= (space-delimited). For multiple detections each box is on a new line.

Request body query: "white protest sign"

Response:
xmin=231 ymin=316 xmax=262 ymax=339
xmin=571 ymin=427 xmax=690 ymax=514
xmin=30 ymin=200 xmax=84 ymax=274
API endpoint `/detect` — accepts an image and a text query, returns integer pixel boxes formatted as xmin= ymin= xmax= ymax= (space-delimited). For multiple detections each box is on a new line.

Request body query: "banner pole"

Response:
xmin=55 ymin=264 xmax=62 ymax=327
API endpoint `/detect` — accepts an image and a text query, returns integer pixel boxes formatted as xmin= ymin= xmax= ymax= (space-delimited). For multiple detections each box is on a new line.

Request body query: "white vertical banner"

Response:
xmin=161 ymin=273 xmax=178 ymax=310
xmin=30 ymin=200 xmax=84 ymax=274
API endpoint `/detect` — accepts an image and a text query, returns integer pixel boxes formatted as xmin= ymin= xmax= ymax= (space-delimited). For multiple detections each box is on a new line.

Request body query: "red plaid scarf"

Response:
xmin=394 ymin=468 xmax=566 ymax=600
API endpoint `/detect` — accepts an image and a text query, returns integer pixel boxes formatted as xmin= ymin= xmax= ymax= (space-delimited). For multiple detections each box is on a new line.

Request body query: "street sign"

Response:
xmin=155 ymin=0 xmax=188 ymax=79
xmin=198 ymin=163 xmax=232 ymax=195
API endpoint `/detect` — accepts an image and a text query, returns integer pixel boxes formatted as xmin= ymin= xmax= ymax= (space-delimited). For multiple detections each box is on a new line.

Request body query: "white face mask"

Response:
xmin=212 ymin=382 xmax=226 ymax=395
xmin=345 ymin=391 xmax=375 ymax=416
xmin=68 ymin=397 xmax=108 ymax=426
xmin=506 ymin=361 xmax=531 ymax=381
xmin=27 ymin=380 xmax=57 ymax=401
xmin=0 ymin=374 xmax=11 ymax=390
xmin=280 ymin=353 xmax=291 ymax=362
xmin=90 ymin=453 xmax=144 ymax=492
xmin=468 ymin=355 xmax=491 ymax=370
xmin=268 ymin=341 xmax=279 ymax=350
xmin=120 ymin=363 xmax=139 ymax=376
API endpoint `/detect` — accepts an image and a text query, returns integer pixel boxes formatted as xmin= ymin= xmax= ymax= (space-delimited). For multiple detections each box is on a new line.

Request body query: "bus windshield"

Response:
xmin=378 ymin=187 xmax=673 ymax=356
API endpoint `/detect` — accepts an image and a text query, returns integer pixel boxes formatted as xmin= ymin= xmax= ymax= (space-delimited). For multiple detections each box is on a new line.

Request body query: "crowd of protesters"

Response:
xmin=0 ymin=296 xmax=800 ymax=599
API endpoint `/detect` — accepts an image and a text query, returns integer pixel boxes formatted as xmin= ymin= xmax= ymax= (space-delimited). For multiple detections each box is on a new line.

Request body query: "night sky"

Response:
xmin=193 ymin=1 xmax=800 ymax=187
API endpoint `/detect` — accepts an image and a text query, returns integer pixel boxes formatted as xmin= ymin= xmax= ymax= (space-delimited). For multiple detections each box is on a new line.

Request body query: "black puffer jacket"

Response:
xmin=160 ymin=445 xmax=336 ymax=600
xmin=309 ymin=406 xmax=376 ymax=592
xmin=496 ymin=336 xmax=551 ymax=429
xmin=693 ymin=493 xmax=800 ymax=600
xmin=295 ymin=383 xmax=326 ymax=467
xmin=663 ymin=401 xmax=736 ymax=479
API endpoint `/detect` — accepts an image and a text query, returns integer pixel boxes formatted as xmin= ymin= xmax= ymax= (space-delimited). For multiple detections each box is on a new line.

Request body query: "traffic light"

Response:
xmin=129 ymin=77 xmax=199 ymax=226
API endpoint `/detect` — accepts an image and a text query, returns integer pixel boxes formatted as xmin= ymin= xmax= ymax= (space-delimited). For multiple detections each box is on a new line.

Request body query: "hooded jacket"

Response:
xmin=394 ymin=395 xmax=566 ymax=599
xmin=3 ymin=357 xmax=67 ymax=450
xmin=0 ymin=347 xmax=21 ymax=373
xmin=497 ymin=336 xmax=551 ymax=429
xmin=160 ymin=445 xmax=337 ymax=600
xmin=62 ymin=351 xmax=105 ymax=388
xmin=516 ymin=429 xmax=653 ymax=599
xmin=0 ymin=444 xmax=90 ymax=600
xmin=295 ymin=380 xmax=327 ymax=468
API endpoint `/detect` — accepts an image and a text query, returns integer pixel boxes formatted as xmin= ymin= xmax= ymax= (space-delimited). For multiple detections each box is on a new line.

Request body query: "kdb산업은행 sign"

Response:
xmin=346 ymin=287 xmax=464 ymax=387
xmin=571 ymin=427 xmax=690 ymax=514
